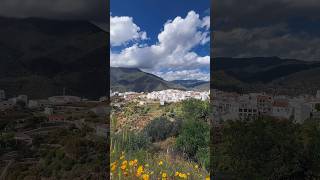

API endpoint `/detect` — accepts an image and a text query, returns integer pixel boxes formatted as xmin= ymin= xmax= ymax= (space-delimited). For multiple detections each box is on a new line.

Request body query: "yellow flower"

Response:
xmin=111 ymin=163 xmax=117 ymax=172
xmin=120 ymin=155 xmax=125 ymax=160
xmin=129 ymin=160 xmax=134 ymax=166
xmin=178 ymin=173 xmax=187 ymax=179
xmin=133 ymin=159 xmax=138 ymax=166
xmin=120 ymin=160 xmax=127 ymax=170
xmin=205 ymin=176 xmax=210 ymax=180
xmin=142 ymin=174 xmax=150 ymax=180
xmin=195 ymin=165 xmax=199 ymax=169
xmin=158 ymin=160 xmax=163 ymax=166
xmin=175 ymin=171 xmax=180 ymax=176
xmin=122 ymin=160 xmax=128 ymax=165
xmin=136 ymin=165 xmax=144 ymax=177
xmin=162 ymin=172 xmax=167 ymax=179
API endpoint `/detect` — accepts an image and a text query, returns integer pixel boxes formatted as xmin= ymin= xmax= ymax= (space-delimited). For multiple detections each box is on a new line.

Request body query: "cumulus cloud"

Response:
xmin=214 ymin=23 xmax=320 ymax=61
xmin=111 ymin=11 xmax=210 ymax=80
xmin=213 ymin=0 xmax=320 ymax=61
xmin=0 ymin=0 xmax=106 ymax=21
xmin=110 ymin=15 xmax=147 ymax=46
xmin=154 ymin=69 xmax=210 ymax=81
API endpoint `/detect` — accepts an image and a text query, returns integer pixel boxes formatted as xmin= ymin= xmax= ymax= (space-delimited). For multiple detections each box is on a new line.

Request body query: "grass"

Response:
xmin=110 ymin=100 xmax=210 ymax=179
xmin=110 ymin=128 xmax=210 ymax=179
xmin=110 ymin=148 xmax=210 ymax=179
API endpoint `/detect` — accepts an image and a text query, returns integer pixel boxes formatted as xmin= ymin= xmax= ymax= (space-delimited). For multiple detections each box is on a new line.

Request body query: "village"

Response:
xmin=212 ymin=89 xmax=320 ymax=123
xmin=0 ymin=89 xmax=109 ymax=178
xmin=111 ymin=89 xmax=210 ymax=105
xmin=0 ymin=89 xmax=109 ymax=137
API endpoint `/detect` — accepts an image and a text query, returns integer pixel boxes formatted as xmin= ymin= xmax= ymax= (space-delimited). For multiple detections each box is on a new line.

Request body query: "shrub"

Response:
xmin=181 ymin=99 xmax=209 ymax=122
xmin=143 ymin=116 xmax=182 ymax=142
xmin=111 ymin=130 xmax=151 ymax=152
xmin=175 ymin=120 xmax=209 ymax=158
xmin=216 ymin=117 xmax=303 ymax=179
xmin=196 ymin=147 xmax=210 ymax=169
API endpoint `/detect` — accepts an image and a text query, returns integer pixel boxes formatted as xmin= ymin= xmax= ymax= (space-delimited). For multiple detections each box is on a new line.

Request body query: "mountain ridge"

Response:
xmin=0 ymin=16 xmax=108 ymax=99
xmin=212 ymin=57 xmax=320 ymax=95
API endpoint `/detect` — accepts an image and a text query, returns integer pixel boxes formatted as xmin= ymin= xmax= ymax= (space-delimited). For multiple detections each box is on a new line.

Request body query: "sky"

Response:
xmin=110 ymin=0 xmax=211 ymax=81
xmin=0 ymin=0 xmax=107 ymax=22
xmin=213 ymin=0 xmax=320 ymax=61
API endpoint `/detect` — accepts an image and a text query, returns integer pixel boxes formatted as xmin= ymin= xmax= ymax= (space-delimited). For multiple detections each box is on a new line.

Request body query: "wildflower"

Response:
xmin=175 ymin=171 xmax=180 ymax=176
xmin=133 ymin=159 xmax=138 ymax=166
xmin=111 ymin=162 xmax=117 ymax=172
xmin=158 ymin=160 xmax=163 ymax=166
xmin=136 ymin=165 xmax=144 ymax=177
xmin=162 ymin=172 xmax=167 ymax=179
xmin=206 ymin=176 xmax=210 ymax=180
xmin=195 ymin=165 xmax=199 ymax=169
xmin=142 ymin=174 xmax=150 ymax=180
xmin=178 ymin=173 xmax=187 ymax=179
xmin=129 ymin=160 xmax=134 ymax=166
xmin=120 ymin=155 xmax=125 ymax=160
xmin=120 ymin=160 xmax=127 ymax=170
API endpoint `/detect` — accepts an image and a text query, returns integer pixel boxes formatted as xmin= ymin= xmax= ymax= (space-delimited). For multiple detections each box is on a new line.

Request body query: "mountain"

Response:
xmin=171 ymin=80 xmax=207 ymax=88
xmin=212 ymin=57 xmax=320 ymax=95
xmin=0 ymin=16 xmax=108 ymax=99
xmin=171 ymin=80 xmax=209 ymax=91
xmin=110 ymin=67 xmax=185 ymax=92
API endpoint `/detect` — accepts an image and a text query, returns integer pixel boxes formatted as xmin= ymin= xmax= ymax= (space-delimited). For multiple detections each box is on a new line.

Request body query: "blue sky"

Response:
xmin=110 ymin=0 xmax=210 ymax=81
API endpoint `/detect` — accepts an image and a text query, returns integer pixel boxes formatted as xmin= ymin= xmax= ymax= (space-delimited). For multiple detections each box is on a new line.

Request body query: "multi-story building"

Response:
xmin=213 ymin=89 xmax=320 ymax=123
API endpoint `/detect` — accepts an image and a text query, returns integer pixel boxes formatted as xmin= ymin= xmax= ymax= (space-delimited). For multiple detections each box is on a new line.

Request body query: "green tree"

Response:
xmin=215 ymin=117 xmax=303 ymax=179
xmin=181 ymin=99 xmax=209 ymax=122
xmin=143 ymin=116 xmax=182 ymax=142
xmin=300 ymin=119 xmax=320 ymax=178
xmin=176 ymin=120 xmax=209 ymax=159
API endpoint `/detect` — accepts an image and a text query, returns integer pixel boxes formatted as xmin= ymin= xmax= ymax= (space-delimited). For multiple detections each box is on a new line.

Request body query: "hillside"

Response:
xmin=110 ymin=67 xmax=185 ymax=92
xmin=0 ymin=16 xmax=108 ymax=99
xmin=212 ymin=57 xmax=320 ymax=95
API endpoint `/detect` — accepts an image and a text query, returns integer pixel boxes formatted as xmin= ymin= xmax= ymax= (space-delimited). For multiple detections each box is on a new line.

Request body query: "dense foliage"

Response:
xmin=213 ymin=117 xmax=320 ymax=179
xmin=143 ymin=116 xmax=182 ymax=142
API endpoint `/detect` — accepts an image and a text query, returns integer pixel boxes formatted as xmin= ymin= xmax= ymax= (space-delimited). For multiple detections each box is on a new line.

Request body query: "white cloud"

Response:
xmin=154 ymin=69 xmax=210 ymax=81
xmin=110 ymin=15 xmax=147 ymax=46
xmin=110 ymin=11 xmax=210 ymax=80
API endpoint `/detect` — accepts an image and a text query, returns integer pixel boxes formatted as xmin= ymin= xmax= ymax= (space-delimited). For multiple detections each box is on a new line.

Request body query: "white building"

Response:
xmin=0 ymin=90 xmax=5 ymax=101
xmin=48 ymin=96 xmax=81 ymax=105
xmin=272 ymin=100 xmax=293 ymax=119
xmin=44 ymin=107 xmax=54 ymax=115
xmin=147 ymin=89 xmax=209 ymax=104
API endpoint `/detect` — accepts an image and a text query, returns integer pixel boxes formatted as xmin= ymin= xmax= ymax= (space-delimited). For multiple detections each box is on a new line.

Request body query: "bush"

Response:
xmin=196 ymin=147 xmax=210 ymax=169
xmin=143 ymin=116 xmax=182 ymax=142
xmin=111 ymin=130 xmax=151 ymax=152
xmin=216 ymin=117 xmax=303 ymax=179
xmin=181 ymin=99 xmax=209 ymax=122
xmin=175 ymin=120 xmax=209 ymax=158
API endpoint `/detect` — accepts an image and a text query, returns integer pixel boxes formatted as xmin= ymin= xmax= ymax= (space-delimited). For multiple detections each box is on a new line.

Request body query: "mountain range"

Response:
xmin=0 ymin=16 xmax=108 ymax=99
xmin=212 ymin=57 xmax=320 ymax=95
xmin=110 ymin=67 xmax=210 ymax=92
xmin=1 ymin=17 xmax=318 ymax=97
